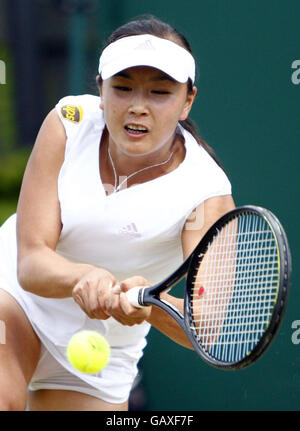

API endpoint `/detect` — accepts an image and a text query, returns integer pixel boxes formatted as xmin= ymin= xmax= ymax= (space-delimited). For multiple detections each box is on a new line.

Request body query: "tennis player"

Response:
xmin=0 ymin=16 xmax=234 ymax=410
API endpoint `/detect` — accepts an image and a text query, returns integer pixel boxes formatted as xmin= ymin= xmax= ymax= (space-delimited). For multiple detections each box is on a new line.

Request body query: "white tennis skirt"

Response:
xmin=0 ymin=215 xmax=150 ymax=404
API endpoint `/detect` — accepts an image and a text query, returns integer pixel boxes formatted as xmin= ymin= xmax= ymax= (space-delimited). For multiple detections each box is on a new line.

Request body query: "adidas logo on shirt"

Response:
xmin=119 ymin=223 xmax=141 ymax=238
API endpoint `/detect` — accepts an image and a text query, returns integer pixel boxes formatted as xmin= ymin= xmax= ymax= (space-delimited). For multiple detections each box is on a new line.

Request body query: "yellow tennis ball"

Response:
xmin=67 ymin=330 xmax=110 ymax=374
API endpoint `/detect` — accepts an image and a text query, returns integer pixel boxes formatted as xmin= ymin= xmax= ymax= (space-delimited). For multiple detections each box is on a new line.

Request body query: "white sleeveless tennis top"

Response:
xmin=0 ymin=94 xmax=231 ymax=359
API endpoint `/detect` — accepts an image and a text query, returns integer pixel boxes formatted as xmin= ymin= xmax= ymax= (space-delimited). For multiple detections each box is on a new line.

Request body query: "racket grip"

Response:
xmin=112 ymin=285 xmax=145 ymax=308
xmin=125 ymin=286 xmax=145 ymax=308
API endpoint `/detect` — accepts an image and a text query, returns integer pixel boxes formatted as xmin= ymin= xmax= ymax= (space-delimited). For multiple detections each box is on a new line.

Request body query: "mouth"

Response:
xmin=124 ymin=123 xmax=149 ymax=137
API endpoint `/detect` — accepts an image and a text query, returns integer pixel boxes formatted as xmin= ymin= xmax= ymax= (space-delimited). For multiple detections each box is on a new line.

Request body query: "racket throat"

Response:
xmin=159 ymin=298 xmax=184 ymax=321
xmin=148 ymin=295 xmax=186 ymax=331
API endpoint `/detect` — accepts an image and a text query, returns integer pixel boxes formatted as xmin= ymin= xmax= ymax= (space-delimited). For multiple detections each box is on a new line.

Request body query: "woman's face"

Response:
xmin=99 ymin=66 xmax=196 ymax=157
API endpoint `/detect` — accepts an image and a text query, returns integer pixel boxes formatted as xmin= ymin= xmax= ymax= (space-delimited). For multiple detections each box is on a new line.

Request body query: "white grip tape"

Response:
xmin=112 ymin=285 xmax=145 ymax=308
xmin=125 ymin=286 xmax=145 ymax=308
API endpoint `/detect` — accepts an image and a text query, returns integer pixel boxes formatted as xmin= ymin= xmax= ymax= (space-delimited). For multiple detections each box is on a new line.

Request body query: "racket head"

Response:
xmin=184 ymin=205 xmax=291 ymax=369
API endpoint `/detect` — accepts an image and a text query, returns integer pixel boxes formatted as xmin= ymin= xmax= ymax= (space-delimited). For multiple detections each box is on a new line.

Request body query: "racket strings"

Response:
xmin=189 ymin=213 xmax=279 ymax=363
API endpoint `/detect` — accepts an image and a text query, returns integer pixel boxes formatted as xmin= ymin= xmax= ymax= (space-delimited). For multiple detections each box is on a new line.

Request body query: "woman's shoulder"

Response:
xmin=182 ymin=129 xmax=227 ymax=174
xmin=179 ymin=127 xmax=232 ymax=196
xmin=55 ymin=94 xmax=101 ymax=122
xmin=54 ymin=94 xmax=104 ymax=140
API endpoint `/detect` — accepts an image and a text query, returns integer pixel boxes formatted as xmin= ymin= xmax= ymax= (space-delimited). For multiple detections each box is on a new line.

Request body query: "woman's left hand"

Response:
xmin=107 ymin=276 xmax=152 ymax=326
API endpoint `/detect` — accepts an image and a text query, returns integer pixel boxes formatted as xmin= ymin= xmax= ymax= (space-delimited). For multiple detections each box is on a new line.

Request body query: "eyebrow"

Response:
xmin=113 ymin=71 xmax=176 ymax=83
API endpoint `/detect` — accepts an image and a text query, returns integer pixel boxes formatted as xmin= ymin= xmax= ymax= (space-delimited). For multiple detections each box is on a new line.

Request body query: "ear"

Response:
xmin=100 ymin=98 xmax=104 ymax=110
xmin=179 ymin=86 xmax=197 ymax=121
xmin=96 ymin=75 xmax=104 ymax=110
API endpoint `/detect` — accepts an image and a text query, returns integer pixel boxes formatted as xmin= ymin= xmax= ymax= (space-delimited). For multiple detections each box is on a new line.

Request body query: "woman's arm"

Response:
xmin=16 ymin=109 xmax=113 ymax=301
xmin=181 ymin=195 xmax=235 ymax=258
xmin=146 ymin=195 xmax=236 ymax=348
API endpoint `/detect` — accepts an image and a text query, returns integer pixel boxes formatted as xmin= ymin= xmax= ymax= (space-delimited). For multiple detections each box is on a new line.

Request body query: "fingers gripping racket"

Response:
xmin=122 ymin=206 xmax=291 ymax=370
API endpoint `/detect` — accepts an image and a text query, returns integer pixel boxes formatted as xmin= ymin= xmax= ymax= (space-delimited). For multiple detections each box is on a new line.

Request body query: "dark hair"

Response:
xmin=97 ymin=15 xmax=223 ymax=169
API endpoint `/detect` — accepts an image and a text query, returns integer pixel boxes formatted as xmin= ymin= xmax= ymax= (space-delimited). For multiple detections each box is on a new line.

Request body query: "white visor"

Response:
xmin=98 ymin=34 xmax=196 ymax=83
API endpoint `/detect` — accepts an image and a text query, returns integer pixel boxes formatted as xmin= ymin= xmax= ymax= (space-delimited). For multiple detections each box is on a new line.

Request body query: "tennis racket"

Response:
xmin=119 ymin=206 xmax=291 ymax=370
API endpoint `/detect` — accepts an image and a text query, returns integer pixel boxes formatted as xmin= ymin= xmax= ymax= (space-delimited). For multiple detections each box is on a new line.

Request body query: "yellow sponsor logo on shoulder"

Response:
xmin=61 ymin=105 xmax=83 ymax=123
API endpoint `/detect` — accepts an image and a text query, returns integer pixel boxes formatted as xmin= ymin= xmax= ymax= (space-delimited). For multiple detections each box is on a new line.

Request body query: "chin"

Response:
xmin=118 ymin=142 xmax=155 ymax=157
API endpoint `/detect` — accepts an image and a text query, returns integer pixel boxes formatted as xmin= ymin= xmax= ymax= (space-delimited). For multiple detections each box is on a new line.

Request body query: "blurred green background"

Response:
xmin=0 ymin=0 xmax=299 ymax=411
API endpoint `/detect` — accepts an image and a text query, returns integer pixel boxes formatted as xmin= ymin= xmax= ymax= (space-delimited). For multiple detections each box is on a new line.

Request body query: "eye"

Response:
xmin=114 ymin=86 xmax=131 ymax=92
xmin=151 ymin=90 xmax=170 ymax=95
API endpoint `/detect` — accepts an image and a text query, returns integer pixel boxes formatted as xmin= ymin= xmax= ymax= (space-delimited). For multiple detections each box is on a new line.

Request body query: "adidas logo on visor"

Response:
xmin=134 ymin=40 xmax=156 ymax=51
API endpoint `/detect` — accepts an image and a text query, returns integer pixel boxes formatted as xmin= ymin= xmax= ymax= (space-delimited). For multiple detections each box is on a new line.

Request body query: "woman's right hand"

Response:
xmin=72 ymin=267 xmax=118 ymax=320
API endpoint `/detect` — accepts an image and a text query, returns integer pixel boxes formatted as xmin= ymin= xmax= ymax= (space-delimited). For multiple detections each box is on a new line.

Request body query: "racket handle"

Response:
xmin=112 ymin=285 xmax=145 ymax=308
xmin=126 ymin=286 xmax=145 ymax=308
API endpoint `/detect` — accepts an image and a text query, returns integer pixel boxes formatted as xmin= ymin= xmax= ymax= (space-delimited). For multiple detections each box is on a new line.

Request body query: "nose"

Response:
xmin=128 ymin=91 xmax=149 ymax=116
